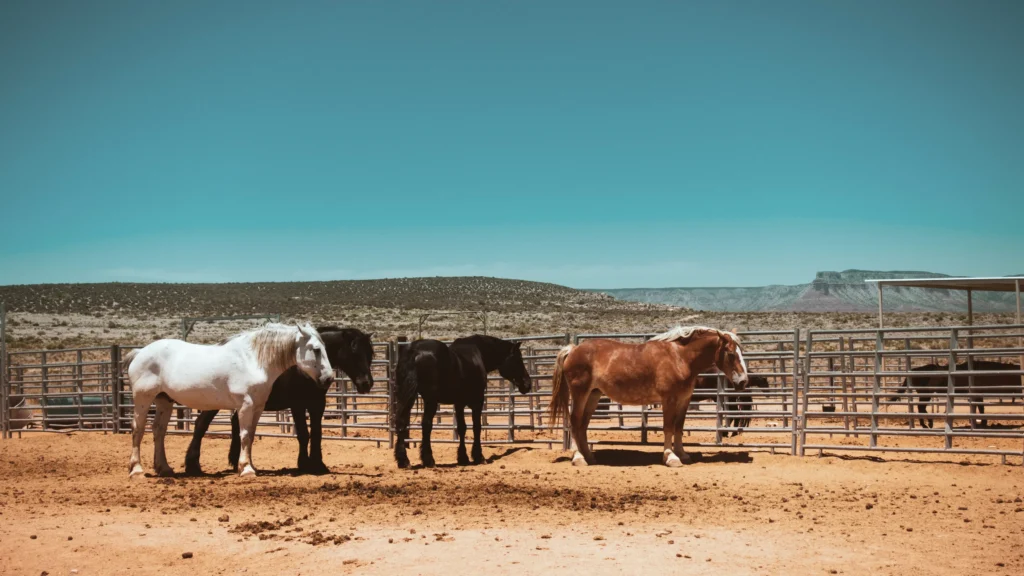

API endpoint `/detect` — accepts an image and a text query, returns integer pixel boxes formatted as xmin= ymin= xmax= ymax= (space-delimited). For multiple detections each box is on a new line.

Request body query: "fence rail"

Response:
xmin=4 ymin=326 xmax=1023 ymax=464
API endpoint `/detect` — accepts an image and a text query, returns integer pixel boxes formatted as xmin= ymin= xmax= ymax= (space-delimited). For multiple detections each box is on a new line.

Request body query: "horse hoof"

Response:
xmin=663 ymin=450 xmax=683 ymax=467
xmin=184 ymin=466 xmax=203 ymax=477
xmin=571 ymin=451 xmax=588 ymax=466
xmin=396 ymin=457 xmax=410 ymax=469
xmin=156 ymin=467 xmax=175 ymax=478
xmin=457 ymin=452 xmax=471 ymax=466
xmin=303 ymin=462 xmax=330 ymax=475
xmin=239 ymin=466 xmax=257 ymax=478
xmin=129 ymin=465 xmax=145 ymax=480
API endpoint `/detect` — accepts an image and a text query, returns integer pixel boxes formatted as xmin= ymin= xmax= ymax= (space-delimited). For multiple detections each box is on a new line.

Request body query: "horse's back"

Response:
xmin=128 ymin=339 xmax=253 ymax=409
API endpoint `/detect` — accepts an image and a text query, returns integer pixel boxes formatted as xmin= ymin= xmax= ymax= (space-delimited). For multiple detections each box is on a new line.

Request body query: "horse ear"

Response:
xmin=367 ymin=332 xmax=375 ymax=340
xmin=514 ymin=341 xmax=522 ymax=349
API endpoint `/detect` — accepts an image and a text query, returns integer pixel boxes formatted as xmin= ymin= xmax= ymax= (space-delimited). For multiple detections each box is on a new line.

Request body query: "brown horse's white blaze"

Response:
xmin=548 ymin=326 xmax=748 ymax=467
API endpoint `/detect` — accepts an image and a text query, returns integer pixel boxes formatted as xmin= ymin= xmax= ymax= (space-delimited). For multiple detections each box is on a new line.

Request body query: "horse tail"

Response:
xmin=548 ymin=344 xmax=575 ymax=427
xmin=121 ymin=348 xmax=140 ymax=376
xmin=888 ymin=377 xmax=910 ymax=403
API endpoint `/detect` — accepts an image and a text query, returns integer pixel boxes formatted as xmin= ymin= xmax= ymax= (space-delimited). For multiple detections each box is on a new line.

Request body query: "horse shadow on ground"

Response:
xmin=157 ymin=467 xmax=384 ymax=480
xmin=817 ymin=452 xmax=996 ymax=467
xmin=405 ymin=447 xmax=532 ymax=470
xmin=552 ymin=449 xmax=753 ymax=467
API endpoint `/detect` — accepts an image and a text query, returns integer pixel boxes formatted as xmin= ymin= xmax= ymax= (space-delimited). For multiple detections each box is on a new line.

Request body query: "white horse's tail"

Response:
xmin=121 ymin=348 xmax=140 ymax=375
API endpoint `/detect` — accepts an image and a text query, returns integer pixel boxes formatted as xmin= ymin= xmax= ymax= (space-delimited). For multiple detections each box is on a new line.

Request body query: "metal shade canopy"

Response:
xmin=865 ymin=277 xmax=1022 ymax=328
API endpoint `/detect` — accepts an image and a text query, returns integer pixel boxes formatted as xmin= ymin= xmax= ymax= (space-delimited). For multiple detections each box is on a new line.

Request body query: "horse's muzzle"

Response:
xmin=318 ymin=374 xmax=335 ymax=389
xmin=354 ymin=377 xmax=373 ymax=394
xmin=517 ymin=377 xmax=533 ymax=394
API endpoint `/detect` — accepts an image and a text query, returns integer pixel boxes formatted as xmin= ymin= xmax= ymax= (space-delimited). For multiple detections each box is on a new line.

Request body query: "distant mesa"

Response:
xmin=593 ymin=270 xmax=1023 ymax=312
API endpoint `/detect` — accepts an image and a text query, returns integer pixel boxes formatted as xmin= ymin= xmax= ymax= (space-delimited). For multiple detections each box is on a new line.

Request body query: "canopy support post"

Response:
xmin=1017 ymin=279 xmax=1022 ymax=387
xmin=877 ymin=283 xmax=884 ymax=329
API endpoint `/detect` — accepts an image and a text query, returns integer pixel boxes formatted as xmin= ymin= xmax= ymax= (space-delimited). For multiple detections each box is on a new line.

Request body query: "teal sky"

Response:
xmin=2 ymin=1 xmax=1022 ymax=288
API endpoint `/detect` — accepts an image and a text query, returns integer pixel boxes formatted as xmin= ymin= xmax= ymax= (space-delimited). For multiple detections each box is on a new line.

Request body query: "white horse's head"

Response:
xmin=295 ymin=323 xmax=334 ymax=388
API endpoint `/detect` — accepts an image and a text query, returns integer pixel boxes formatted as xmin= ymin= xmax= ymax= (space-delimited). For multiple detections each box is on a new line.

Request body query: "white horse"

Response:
xmin=123 ymin=322 xmax=333 ymax=478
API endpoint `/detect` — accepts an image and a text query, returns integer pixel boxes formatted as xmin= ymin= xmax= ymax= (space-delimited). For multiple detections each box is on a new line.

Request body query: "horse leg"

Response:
xmin=393 ymin=395 xmax=415 ymax=469
xmin=152 ymin=394 xmax=175 ymax=477
xmin=420 ymin=399 xmax=438 ymax=467
xmin=975 ymin=398 xmax=987 ymax=428
xmin=236 ymin=400 xmax=264 ymax=477
xmin=455 ymin=403 xmax=470 ymax=466
xmin=128 ymin=393 xmax=155 ymax=479
xmin=185 ymin=410 xmax=218 ymax=475
xmin=228 ymin=411 xmax=241 ymax=470
xmin=570 ymin=389 xmax=601 ymax=466
xmin=307 ymin=400 xmax=328 ymax=474
xmin=470 ymin=401 xmax=485 ymax=464
xmin=671 ymin=394 xmax=696 ymax=466
xmin=917 ymin=396 xmax=931 ymax=429
xmin=292 ymin=407 xmax=311 ymax=472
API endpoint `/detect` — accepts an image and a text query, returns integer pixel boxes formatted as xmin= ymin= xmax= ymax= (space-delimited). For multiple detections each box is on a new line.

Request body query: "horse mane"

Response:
xmin=650 ymin=325 xmax=740 ymax=345
xmin=225 ymin=323 xmax=303 ymax=373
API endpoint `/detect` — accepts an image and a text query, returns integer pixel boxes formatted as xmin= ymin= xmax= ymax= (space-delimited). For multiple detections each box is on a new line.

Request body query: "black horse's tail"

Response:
xmin=888 ymin=378 xmax=910 ymax=403
xmin=393 ymin=348 xmax=435 ymax=467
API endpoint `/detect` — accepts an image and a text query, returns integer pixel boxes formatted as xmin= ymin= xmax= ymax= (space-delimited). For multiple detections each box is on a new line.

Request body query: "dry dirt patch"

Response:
xmin=0 ymin=433 xmax=1022 ymax=575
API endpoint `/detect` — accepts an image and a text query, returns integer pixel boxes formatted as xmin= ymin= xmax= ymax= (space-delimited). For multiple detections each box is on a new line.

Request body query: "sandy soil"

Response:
xmin=1 ymin=433 xmax=1022 ymax=576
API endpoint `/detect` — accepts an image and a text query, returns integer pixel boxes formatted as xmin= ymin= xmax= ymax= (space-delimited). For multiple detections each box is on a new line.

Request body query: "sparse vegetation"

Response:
xmin=0 ymin=277 xmax=1018 ymax=351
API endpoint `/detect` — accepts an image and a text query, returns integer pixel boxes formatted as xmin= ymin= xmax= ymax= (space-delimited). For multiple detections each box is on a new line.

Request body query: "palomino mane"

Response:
xmin=225 ymin=323 xmax=310 ymax=373
xmin=649 ymin=325 xmax=740 ymax=345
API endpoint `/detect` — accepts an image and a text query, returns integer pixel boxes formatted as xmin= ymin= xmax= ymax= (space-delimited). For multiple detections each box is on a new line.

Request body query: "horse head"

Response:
xmin=499 ymin=341 xmax=533 ymax=394
xmin=296 ymin=323 xmax=334 ymax=389
xmin=336 ymin=329 xmax=375 ymax=394
xmin=716 ymin=329 xmax=749 ymax=389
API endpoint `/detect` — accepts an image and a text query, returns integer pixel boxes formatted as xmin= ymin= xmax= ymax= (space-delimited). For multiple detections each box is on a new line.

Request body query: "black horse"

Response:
xmin=692 ymin=374 xmax=770 ymax=436
xmin=393 ymin=335 xmax=532 ymax=468
xmin=184 ymin=326 xmax=375 ymax=475
xmin=890 ymin=361 xmax=1022 ymax=428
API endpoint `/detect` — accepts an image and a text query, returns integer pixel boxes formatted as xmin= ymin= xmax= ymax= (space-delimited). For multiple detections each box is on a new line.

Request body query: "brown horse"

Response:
xmin=549 ymin=326 xmax=749 ymax=467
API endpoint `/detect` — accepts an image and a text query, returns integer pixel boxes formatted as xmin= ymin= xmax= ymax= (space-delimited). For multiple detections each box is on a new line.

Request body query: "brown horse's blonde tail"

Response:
xmin=548 ymin=344 xmax=575 ymax=427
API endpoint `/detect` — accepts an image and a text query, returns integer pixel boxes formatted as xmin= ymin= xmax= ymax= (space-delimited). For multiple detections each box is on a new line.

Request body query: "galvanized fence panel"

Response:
xmin=801 ymin=324 xmax=1024 ymax=464
xmin=572 ymin=330 xmax=802 ymax=454
xmin=4 ymin=325 xmax=1023 ymax=465
xmin=1 ymin=302 xmax=6 ymax=438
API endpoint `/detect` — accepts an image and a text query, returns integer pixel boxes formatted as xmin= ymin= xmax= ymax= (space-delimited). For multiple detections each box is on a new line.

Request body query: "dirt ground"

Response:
xmin=1 ymin=433 xmax=1022 ymax=576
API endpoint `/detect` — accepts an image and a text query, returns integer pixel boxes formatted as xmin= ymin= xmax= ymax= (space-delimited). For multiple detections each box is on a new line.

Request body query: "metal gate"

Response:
xmin=801 ymin=324 xmax=1024 ymax=463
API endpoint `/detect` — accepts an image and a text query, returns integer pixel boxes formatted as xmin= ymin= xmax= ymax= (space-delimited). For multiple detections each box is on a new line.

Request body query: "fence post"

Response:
xmin=779 ymin=342 xmax=789 ymax=429
xmin=871 ymin=331 xmax=882 ymax=449
xmin=111 ymin=345 xmax=121 ymax=434
xmin=41 ymin=351 xmax=49 ymax=430
xmin=795 ymin=329 xmax=804 ymax=456
xmin=946 ymin=329 xmax=958 ymax=450
xmin=0 ymin=301 xmax=6 ymax=439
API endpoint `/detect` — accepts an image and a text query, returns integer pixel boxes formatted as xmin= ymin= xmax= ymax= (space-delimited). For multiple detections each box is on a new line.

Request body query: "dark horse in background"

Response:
xmin=693 ymin=374 xmax=770 ymax=436
xmin=393 ymin=335 xmax=532 ymax=468
xmin=184 ymin=326 xmax=375 ymax=475
xmin=890 ymin=360 xmax=1022 ymax=428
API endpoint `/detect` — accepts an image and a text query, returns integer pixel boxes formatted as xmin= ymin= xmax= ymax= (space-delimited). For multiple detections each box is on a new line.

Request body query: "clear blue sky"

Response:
xmin=1 ymin=1 xmax=1022 ymax=288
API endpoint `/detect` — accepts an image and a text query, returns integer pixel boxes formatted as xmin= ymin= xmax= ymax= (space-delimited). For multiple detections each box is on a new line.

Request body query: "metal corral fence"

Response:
xmin=800 ymin=324 xmax=1024 ymax=464
xmin=3 ymin=327 xmax=1023 ymax=464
